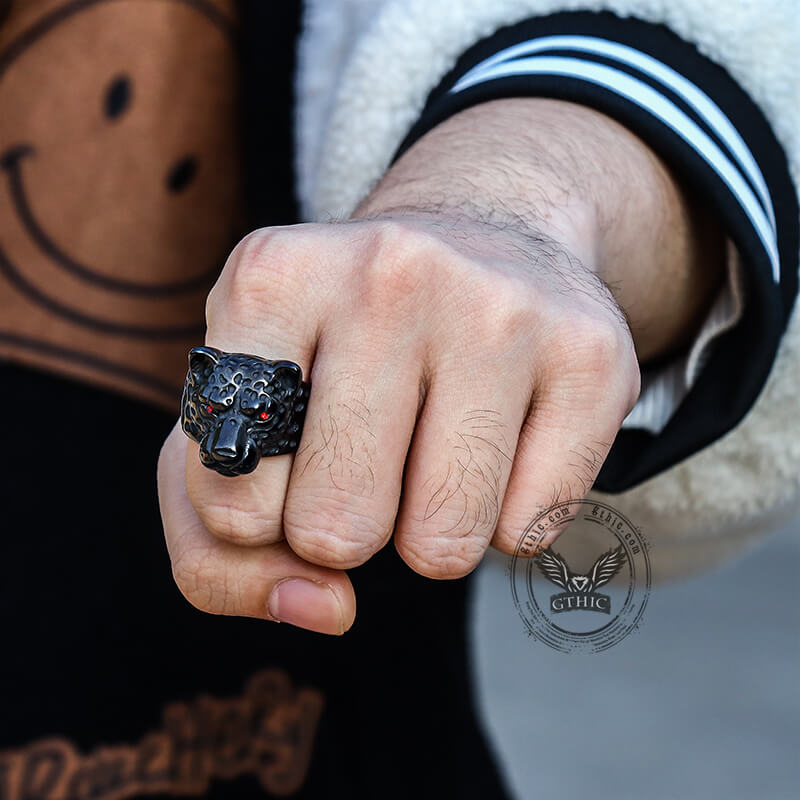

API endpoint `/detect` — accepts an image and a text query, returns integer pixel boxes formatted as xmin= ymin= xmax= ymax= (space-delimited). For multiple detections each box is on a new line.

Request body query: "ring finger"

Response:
xmin=394 ymin=358 xmax=533 ymax=579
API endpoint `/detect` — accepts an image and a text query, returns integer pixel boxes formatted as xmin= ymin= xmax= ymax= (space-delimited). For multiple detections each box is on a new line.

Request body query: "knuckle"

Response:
xmin=466 ymin=277 xmax=535 ymax=346
xmin=583 ymin=321 xmax=640 ymax=417
xmin=551 ymin=313 xmax=633 ymax=384
xmin=192 ymin=497 xmax=282 ymax=545
xmin=283 ymin=494 xmax=392 ymax=568
xmin=353 ymin=221 xmax=440 ymax=308
xmin=534 ymin=310 xmax=640 ymax=429
xmin=226 ymin=231 xmax=281 ymax=305
xmin=171 ymin=544 xmax=229 ymax=614
xmin=398 ymin=533 xmax=485 ymax=579
xmin=207 ymin=228 xmax=295 ymax=324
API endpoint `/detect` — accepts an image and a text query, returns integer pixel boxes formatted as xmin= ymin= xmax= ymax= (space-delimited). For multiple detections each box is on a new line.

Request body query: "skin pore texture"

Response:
xmin=158 ymin=97 xmax=724 ymax=635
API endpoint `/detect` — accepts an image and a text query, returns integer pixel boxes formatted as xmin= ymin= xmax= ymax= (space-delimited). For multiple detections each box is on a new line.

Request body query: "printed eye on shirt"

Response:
xmin=0 ymin=0 xmax=245 ymax=409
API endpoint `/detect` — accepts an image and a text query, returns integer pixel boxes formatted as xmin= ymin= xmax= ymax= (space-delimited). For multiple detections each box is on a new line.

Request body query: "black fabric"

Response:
xmin=237 ymin=0 xmax=300 ymax=227
xmin=395 ymin=10 xmax=799 ymax=492
xmin=0 ymin=364 xmax=510 ymax=799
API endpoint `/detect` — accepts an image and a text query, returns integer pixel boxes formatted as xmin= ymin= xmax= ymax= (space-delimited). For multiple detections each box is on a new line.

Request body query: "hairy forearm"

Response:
xmin=354 ymin=98 xmax=725 ymax=363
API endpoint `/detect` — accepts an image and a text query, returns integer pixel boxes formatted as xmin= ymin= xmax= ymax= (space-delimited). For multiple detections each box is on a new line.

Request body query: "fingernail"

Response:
xmin=267 ymin=578 xmax=344 ymax=635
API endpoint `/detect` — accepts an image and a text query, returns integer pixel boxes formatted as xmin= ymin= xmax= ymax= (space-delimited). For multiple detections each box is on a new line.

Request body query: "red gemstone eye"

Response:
xmin=259 ymin=411 xmax=269 ymax=421
xmin=205 ymin=405 xmax=214 ymax=414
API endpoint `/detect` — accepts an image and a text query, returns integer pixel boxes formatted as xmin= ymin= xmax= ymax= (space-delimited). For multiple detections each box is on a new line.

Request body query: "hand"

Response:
xmin=158 ymin=99 xmax=723 ymax=635
xmin=158 ymin=211 xmax=638 ymax=634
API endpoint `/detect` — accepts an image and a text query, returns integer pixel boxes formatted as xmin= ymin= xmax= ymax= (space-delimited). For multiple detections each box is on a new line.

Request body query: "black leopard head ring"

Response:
xmin=180 ymin=346 xmax=310 ymax=476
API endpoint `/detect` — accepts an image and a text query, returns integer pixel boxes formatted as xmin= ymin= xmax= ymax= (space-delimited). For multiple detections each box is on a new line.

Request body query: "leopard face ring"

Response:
xmin=180 ymin=346 xmax=310 ymax=476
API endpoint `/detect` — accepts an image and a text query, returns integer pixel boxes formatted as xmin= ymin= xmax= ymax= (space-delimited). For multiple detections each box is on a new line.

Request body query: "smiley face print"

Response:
xmin=0 ymin=0 xmax=243 ymax=407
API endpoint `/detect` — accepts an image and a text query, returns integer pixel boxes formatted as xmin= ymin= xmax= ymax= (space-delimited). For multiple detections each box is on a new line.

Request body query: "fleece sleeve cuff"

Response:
xmin=393 ymin=10 xmax=799 ymax=492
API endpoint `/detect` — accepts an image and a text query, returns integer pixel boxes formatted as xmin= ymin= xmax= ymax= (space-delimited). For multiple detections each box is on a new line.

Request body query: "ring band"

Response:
xmin=181 ymin=346 xmax=310 ymax=476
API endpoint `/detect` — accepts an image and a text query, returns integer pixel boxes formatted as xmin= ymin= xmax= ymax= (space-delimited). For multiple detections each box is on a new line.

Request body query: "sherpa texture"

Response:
xmin=296 ymin=0 xmax=800 ymax=576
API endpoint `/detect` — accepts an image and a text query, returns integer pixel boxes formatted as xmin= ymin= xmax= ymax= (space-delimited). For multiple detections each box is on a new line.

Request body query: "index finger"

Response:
xmin=159 ymin=423 xmax=356 ymax=634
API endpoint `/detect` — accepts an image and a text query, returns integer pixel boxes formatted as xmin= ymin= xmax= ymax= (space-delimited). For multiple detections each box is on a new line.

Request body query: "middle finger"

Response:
xmin=282 ymin=319 xmax=423 ymax=569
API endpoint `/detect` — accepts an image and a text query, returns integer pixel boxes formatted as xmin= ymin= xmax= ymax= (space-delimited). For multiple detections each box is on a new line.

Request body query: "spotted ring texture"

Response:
xmin=181 ymin=346 xmax=310 ymax=476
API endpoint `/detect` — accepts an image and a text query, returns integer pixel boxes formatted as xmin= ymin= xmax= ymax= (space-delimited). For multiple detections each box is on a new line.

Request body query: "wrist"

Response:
xmin=354 ymin=98 xmax=725 ymax=362
xmin=353 ymin=123 xmax=602 ymax=277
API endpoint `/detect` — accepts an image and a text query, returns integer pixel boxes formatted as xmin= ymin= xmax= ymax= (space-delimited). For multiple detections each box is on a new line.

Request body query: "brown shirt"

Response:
xmin=0 ymin=0 xmax=243 ymax=409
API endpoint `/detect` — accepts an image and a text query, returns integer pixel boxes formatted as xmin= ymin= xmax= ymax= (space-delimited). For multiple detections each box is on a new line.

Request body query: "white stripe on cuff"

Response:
xmin=452 ymin=35 xmax=775 ymax=231
xmin=450 ymin=53 xmax=779 ymax=282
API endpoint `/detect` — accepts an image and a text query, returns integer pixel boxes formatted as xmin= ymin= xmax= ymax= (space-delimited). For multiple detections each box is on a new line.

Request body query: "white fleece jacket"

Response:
xmin=295 ymin=0 xmax=800 ymax=578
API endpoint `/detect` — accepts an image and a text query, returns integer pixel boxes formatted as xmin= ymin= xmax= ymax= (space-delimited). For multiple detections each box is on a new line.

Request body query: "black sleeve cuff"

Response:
xmin=394 ymin=10 xmax=799 ymax=493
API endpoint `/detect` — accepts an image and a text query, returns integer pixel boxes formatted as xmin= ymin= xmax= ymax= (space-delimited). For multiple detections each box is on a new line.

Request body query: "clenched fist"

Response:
xmin=158 ymin=99 xmax=723 ymax=635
